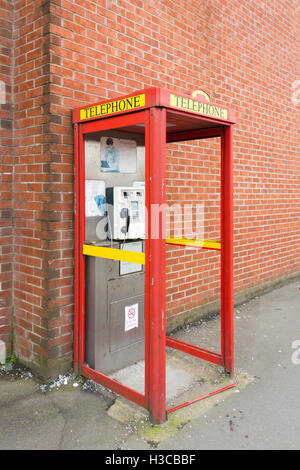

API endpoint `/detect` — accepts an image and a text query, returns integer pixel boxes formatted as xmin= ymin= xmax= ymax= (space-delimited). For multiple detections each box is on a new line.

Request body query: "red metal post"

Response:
xmin=78 ymin=127 xmax=86 ymax=369
xmin=166 ymin=336 xmax=222 ymax=366
xmin=167 ymin=382 xmax=236 ymax=414
xmin=82 ymin=365 xmax=146 ymax=408
xmin=73 ymin=123 xmax=79 ymax=374
xmin=221 ymin=125 xmax=234 ymax=376
xmin=146 ymin=107 xmax=167 ymax=424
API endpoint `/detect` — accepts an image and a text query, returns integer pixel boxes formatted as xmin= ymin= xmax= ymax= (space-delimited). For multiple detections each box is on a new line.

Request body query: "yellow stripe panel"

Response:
xmin=83 ymin=244 xmax=145 ymax=264
xmin=83 ymin=238 xmax=220 ymax=263
xmin=166 ymin=238 xmax=221 ymax=250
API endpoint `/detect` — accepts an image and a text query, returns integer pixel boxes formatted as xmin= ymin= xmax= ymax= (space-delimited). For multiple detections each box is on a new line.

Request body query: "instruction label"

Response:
xmin=125 ymin=303 xmax=138 ymax=331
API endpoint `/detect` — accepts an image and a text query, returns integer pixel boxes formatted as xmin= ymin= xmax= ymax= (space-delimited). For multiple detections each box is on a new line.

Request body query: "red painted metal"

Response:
xmin=166 ymin=336 xmax=222 ymax=366
xmin=76 ymin=111 xmax=150 ymax=407
xmin=80 ymin=109 xmax=148 ymax=134
xmin=146 ymin=107 xmax=167 ymax=424
xmin=222 ymin=125 xmax=234 ymax=376
xmin=167 ymin=383 xmax=237 ymax=414
xmin=161 ymin=89 xmax=235 ymax=124
xmin=73 ymin=87 xmax=235 ymax=422
xmin=72 ymin=87 xmax=235 ymax=126
xmin=82 ymin=365 xmax=146 ymax=408
xmin=144 ymin=111 xmax=151 ymax=411
xmin=165 ymin=240 xmax=220 ymax=251
xmin=166 ymin=126 xmax=223 ymax=143
xmin=73 ymin=123 xmax=79 ymax=374
xmin=220 ymin=129 xmax=225 ymax=368
xmin=72 ymin=87 xmax=158 ymax=124
xmin=78 ymin=127 xmax=85 ymax=368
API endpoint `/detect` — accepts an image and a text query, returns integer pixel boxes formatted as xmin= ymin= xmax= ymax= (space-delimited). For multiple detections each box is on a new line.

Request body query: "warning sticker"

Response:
xmin=125 ymin=303 xmax=138 ymax=332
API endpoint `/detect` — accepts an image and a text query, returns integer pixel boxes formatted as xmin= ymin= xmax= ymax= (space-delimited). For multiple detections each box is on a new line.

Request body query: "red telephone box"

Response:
xmin=73 ymin=88 xmax=235 ymax=424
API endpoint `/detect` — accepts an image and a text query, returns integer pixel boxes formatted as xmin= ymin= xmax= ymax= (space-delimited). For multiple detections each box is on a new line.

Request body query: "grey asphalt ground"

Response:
xmin=0 ymin=277 xmax=299 ymax=450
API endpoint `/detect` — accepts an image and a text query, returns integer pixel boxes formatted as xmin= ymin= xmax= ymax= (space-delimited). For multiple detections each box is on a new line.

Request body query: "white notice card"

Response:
xmin=85 ymin=180 xmax=106 ymax=217
xmin=100 ymin=136 xmax=137 ymax=173
xmin=125 ymin=303 xmax=138 ymax=331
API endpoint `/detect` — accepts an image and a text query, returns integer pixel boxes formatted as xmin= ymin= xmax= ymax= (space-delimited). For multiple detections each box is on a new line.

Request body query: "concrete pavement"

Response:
xmin=0 ymin=276 xmax=299 ymax=450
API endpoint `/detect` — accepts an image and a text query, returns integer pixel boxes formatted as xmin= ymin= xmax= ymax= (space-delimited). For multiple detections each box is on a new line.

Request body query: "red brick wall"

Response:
xmin=12 ymin=0 xmax=74 ymax=376
xmin=0 ymin=0 xmax=13 ymax=353
xmin=2 ymin=0 xmax=300 ymax=377
xmin=165 ymin=137 xmax=222 ymax=327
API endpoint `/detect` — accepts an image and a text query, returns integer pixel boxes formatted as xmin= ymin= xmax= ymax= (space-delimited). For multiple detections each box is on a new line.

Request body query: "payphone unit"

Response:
xmin=106 ymin=186 xmax=145 ymax=240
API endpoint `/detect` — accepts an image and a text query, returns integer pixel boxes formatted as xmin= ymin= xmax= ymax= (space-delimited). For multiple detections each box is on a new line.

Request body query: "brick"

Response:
xmin=0 ymin=0 xmax=298 ymax=380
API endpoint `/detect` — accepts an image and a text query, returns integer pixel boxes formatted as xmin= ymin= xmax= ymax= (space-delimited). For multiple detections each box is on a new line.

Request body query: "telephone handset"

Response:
xmin=120 ymin=207 xmax=130 ymax=234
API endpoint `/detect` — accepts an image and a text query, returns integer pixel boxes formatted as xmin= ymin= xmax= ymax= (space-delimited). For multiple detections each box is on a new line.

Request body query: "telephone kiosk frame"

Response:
xmin=73 ymin=87 xmax=235 ymax=424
